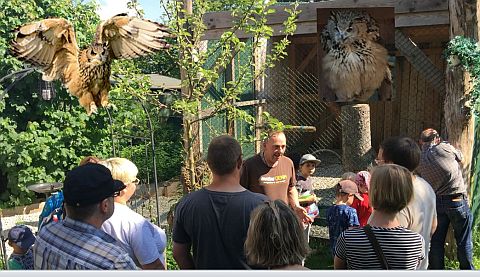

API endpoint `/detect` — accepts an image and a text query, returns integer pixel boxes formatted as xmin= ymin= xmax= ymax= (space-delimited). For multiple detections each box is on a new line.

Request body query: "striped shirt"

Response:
xmin=335 ymin=226 xmax=425 ymax=270
xmin=33 ymin=217 xmax=137 ymax=270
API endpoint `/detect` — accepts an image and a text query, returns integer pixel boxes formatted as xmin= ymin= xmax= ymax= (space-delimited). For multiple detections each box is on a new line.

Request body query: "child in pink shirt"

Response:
xmin=350 ymin=171 xmax=372 ymax=227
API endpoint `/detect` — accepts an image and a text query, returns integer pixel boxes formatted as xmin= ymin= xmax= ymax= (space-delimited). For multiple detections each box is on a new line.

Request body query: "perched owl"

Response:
xmin=10 ymin=14 xmax=172 ymax=115
xmin=320 ymin=10 xmax=391 ymax=102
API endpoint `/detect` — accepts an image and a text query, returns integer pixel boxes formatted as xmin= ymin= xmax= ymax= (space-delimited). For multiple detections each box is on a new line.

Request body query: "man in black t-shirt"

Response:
xmin=172 ymin=135 xmax=267 ymax=269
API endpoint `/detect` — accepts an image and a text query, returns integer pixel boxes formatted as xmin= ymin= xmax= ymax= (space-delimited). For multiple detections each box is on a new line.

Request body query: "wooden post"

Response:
xmin=254 ymin=37 xmax=267 ymax=153
xmin=442 ymin=0 xmax=478 ymax=261
xmin=341 ymin=104 xmax=375 ymax=172
xmin=445 ymin=0 xmax=477 ymax=191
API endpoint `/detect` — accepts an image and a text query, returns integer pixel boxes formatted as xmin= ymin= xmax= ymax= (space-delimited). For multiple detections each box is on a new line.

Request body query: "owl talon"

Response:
xmin=89 ymin=103 xmax=98 ymax=115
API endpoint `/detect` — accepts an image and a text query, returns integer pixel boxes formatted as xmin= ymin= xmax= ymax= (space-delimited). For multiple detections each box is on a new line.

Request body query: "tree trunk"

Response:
xmin=443 ymin=0 xmax=478 ymax=260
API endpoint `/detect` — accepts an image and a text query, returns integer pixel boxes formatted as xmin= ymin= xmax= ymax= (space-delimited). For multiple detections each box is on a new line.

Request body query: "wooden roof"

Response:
xmin=203 ymin=0 xmax=448 ymax=40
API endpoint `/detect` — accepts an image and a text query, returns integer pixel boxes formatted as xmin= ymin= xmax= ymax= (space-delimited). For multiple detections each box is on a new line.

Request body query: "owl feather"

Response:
xmin=10 ymin=14 xmax=172 ymax=115
xmin=321 ymin=10 xmax=391 ymax=102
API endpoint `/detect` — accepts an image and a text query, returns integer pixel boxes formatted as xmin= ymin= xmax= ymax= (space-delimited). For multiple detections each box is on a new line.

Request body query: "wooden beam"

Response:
xmin=200 ymin=99 xmax=267 ymax=119
xmin=204 ymin=0 xmax=448 ymax=38
xmin=395 ymin=29 xmax=445 ymax=93
xmin=297 ymin=44 xmax=318 ymax=73
xmin=204 ymin=0 xmax=447 ymax=31
xmin=202 ymin=11 xmax=450 ymax=40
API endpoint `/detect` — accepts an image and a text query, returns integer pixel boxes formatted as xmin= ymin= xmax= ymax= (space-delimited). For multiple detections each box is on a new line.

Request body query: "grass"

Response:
xmin=164 ymin=225 xmax=480 ymax=270
xmin=305 ymin=237 xmax=333 ymax=269
xmin=445 ymin=225 xmax=480 ymax=269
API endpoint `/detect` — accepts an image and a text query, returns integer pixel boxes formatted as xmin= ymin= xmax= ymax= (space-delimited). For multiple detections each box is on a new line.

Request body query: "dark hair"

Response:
xmin=65 ymin=203 xmax=99 ymax=221
xmin=380 ymin=136 xmax=420 ymax=172
xmin=244 ymin=200 xmax=310 ymax=268
xmin=207 ymin=135 xmax=242 ymax=175
xmin=420 ymin=128 xmax=439 ymax=143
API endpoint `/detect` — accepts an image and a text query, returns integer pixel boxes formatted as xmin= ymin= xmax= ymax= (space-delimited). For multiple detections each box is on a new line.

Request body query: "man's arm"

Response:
xmin=172 ymin=242 xmax=194 ymax=269
xmin=334 ymin=256 xmax=347 ymax=269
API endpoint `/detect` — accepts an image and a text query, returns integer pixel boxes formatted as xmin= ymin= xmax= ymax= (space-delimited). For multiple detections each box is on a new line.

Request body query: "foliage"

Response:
xmin=0 ymin=0 xmax=111 ymax=208
xmin=165 ymin=231 xmax=179 ymax=270
xmin=165 ymin=0 xmax=299 ymax=192
xmin=0 ymin=0 xmax=181 ymax=207
xmin=444 ymin=36 xmax=480 ymax=116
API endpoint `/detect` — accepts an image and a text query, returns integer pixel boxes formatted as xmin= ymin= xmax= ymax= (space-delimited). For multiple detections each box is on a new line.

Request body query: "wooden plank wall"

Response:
xmin=370 ymin=49 xmax=445 ymax=150
xmin=279 ymin=27 xmax=447 ymax=153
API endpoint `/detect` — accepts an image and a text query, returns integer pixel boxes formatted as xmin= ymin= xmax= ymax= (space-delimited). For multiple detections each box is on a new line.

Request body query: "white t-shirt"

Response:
xmin=396 ymin=176 xmax=437 ymax=270
xmin=101 ymin=203 xmax=167 ymax=268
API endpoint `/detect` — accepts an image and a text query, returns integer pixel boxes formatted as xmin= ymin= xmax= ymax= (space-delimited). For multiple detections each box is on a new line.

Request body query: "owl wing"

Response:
xmin=10 ymin=18 xmax=79 ymax=81
xmin=94 ymin=13 xmax=171 ymax=60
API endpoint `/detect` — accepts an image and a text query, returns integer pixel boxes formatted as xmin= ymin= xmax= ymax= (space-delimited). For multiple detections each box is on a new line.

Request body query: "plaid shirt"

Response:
xmin=416 ymin=142 xmax=466 ymax=196
xmin=33 ymin=217 xmax=137 ymax=270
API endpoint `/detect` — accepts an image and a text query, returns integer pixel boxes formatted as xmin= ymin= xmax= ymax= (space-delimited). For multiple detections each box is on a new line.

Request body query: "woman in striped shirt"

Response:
xmin=334 ymin=164 xmax=425 ymax=270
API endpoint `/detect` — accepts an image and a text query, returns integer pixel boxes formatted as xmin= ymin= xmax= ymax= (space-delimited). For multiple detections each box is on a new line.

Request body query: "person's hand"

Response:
xmin=293 ymin=205 xmax=314 ymax=224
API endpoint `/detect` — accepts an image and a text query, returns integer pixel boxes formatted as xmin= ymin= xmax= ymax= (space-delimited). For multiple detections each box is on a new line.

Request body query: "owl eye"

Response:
xmin=347 ymin=27 xmax=353 ymax=32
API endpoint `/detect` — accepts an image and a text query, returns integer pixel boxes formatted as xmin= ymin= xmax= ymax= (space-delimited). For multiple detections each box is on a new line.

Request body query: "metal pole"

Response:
xmin=0 ymin=216 xmax=9 ymax=269
xmin=138 ymin=98 xmax=160 ymax=226
xmin=105 ymin=107 xmax=116 ymax=157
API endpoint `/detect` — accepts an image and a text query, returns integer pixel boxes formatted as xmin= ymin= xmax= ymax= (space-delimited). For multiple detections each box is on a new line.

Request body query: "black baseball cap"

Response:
xmin=63 ymin=163 xmax=126 ymax=207
xmin=8 ymin=225 xmax=35 ymax=250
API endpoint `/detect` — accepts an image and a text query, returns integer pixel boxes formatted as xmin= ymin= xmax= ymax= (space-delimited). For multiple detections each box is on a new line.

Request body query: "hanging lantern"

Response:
xmin=38 ymin=80 xmax=56 ymax=100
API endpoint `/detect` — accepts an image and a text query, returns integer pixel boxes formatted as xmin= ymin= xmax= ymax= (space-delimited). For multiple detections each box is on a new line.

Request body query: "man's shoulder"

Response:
xmin=280 ymin=155 xmax=294 ymax=165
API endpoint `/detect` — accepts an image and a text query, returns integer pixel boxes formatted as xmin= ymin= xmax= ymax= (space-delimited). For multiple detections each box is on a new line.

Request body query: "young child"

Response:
xmin=7 ymin=225 xmax=35 ymax=270
xmin=296 ymin=154 xmax=321 ymax=242
xmin=326 ymin=180 xmax=361 ymax=256
xmin=351 ymin=171 xmax=373 ymax=227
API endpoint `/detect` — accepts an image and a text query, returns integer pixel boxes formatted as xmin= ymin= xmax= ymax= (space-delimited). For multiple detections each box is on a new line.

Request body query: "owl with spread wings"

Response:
xmin=320 ymin=10 xmax=391 ymax=102
xmin=10 ymin=13 xmax=172 ymax=115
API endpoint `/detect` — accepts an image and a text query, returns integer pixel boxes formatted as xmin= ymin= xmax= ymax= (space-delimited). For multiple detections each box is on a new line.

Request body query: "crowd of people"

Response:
xmin=4 ymin=128 xmax=475 ymax=270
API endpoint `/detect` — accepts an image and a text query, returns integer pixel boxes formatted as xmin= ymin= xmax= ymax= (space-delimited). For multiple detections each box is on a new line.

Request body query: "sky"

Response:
xmin=97 ymin=0 xmax=166 ymax=22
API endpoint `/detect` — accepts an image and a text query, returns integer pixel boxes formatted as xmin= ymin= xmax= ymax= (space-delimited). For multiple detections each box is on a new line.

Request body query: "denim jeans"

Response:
xmin=428 ymin=195 xmax=475 ymax=269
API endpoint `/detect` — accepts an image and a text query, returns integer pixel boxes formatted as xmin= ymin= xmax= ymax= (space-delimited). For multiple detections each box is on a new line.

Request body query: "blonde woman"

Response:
xmin=100 ymin=158 xmax=167 ymax=270
xmin=334 ymin=164 xmax=425 ymax=270
xmin=245 ymin=199 xmax=310 ymax=270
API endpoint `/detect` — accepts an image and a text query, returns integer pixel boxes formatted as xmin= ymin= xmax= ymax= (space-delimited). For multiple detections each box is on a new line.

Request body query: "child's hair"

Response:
xmin=369 ymin=164 xmax=413 ymax=214
xmin=341 ymin=172 xmax=356 ymax=182
xmin=244 ymin=200 xmax=310 ymax=268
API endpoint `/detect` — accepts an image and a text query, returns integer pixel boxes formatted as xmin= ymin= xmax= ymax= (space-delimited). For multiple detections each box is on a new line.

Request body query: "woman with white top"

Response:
xmin=100 ymin=157 xmax=167 ymax=270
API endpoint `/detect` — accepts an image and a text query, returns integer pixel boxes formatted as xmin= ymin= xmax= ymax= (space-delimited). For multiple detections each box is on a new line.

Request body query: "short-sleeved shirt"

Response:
xmin=101 ymin=203 xmax=167 ymax=267
xmin=335 ymin=226 xmax=425 ymax=269
xmin=34 ymin=217 xmax=137 ymax=270
xmin=240 ymin=154 xmax=296 ymax=203
xmin=417 ymin=142 xmax=466 ymax=196
xmin=396 ymin=176 xmax=436 ymax=269
xmin=326 ymin=204 xmax=359 ymax=255
xmin=173 ymin=188 xmax=267 ymax=269
xmin=296 ymin=174 xmax=314 ymax=193
xmin=8 ymin=248 xmax=34 ymax=270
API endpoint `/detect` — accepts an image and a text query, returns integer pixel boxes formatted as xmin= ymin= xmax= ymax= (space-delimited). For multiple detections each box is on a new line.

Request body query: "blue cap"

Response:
xmin=8 ymin=225 xmax=35 ymax=250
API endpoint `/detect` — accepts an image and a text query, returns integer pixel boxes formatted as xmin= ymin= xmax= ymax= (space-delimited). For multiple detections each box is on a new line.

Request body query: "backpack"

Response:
xmin=38 ymin=191 xmax=65 ymax=230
